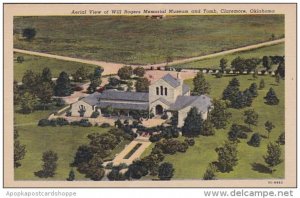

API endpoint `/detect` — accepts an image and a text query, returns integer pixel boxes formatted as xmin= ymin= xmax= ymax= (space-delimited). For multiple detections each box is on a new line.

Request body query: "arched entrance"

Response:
xmin=155 ymin=105 xmax=163 ymax=115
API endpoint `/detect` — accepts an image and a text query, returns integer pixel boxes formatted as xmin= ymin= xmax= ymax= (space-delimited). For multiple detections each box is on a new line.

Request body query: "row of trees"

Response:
xmin=218 ymin=56 xmax=285 ymax=77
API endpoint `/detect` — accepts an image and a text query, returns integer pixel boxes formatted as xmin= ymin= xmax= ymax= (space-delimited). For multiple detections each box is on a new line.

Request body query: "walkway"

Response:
xmin=112 ymin=136 xmax=152 ymax=165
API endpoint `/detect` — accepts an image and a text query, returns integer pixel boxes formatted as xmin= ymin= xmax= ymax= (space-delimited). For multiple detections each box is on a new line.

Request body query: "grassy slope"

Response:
xmin=173 ymin=43 xmax=285 ymax=69
xmin=14 ymin=52 xmax=98 ymax=82
xmin=142 ymin=75 xmax=284 ymax=179
xmin=14 ymin=15 xmax=284 ymax=65
xmin=15 ymin=108 xmax=112 ymax=180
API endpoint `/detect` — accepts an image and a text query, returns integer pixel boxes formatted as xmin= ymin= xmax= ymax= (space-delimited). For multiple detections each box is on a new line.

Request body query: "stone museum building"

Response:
xmin=70 ymin=73 xmax=212 ymax=127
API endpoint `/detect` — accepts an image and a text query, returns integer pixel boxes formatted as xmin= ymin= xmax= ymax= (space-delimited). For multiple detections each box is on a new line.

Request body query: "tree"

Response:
xmin=22 ymin=70 xmax=37 ymax=91
xmin=264 ymin=88 xmax=279 ymax=105
xmin=66 ymin=169 xmax=75 ymax=181
xmin=209 ymin=99 xmax=231 ymax=129
xmin=20 ymin=92 xmax=37 ymax=113
xmin=245 ymin=58 xmax=261 ymax=72
xmin=14 ymin=130 xmax=26 ymax=168
xmin=244 ymin=109 xmax=258 ymax=130
xmin=203 ymin=163 xmax=217 ymax=180
xmin=182 ymin=107 xmax=203 ymax=137
xmin=54 ymin=72 xmax=73 ymax=96
xmin=72 ymin=66 xmax=89 ymax=82
xmin=231 ymin=56 xmax=246 ymax=73
xmin=41 ymin=67 xmax=53 ymax=84
xmin=158 ymin=162 xmax=174 ymax=180
xmin=125 ymin=160 xmax=148 ymax=179
xmin=35 ymin=150 xmax=58 ymax=178
xmin=135 ymin=77 xmax=150 ymax=92
xmin=84 ymin=154 xmax=105 ymax=181
xmin=222 ymin=78 xmax=240 ymax=101
xmin=193 ymin=71 xmax=210 ymax=95
xmin=107 ymin=167 xmax=126 ymax=181
xmin=248 ymin=133 xmax=261 ymax=147
xmin=277 ymin=132 xmax=285 ymax=145
xmin=215 ymin=141 xmax=238 ymax=172
xmin=87 ymin=67 xmax=103 ymax=93
xmin=264 ymin=121 xmax=275 ymax=139
xmin=264 ymin=142 xmax=282 ymax=170
xmin=127 ymin=80 xmax=133 ymax=92
xmin=16 ymin=56 xmax=24 ymax=63
xmin=22 ymin=28 xmax=36 ymax=41
xmin=276 ymin=61 xmax=285 ymax=78
xmin=259 ymin=79 xmax=265 ymax=90
xmin=228 ymin=124 xmax=248 ymax=142
xmin=133 ymin=67 xmax=145 ymax=77
xmin=219 ymin=58 xmax=228 ymax=73
xmin=35 ymin=82 xmax=53 ymax=109
xmin=118 ymin=66 xmax=133 ymax=80
xmin=14 ymin=81 xmax=21 ymax=105
xmin=262 ymin=56 xmax=272 ymax=71
xmin=201 ymin=119 xmax=215 ymax=136
xmin=249 ymin=83 xmax=258 ymax=97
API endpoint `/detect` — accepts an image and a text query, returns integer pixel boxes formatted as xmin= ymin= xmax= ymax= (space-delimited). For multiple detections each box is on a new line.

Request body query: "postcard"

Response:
xmin=3 ymin=3 xmax=296 ymax=188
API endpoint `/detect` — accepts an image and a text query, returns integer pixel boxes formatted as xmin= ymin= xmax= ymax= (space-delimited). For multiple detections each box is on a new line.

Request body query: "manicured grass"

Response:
xmin=14 ymin=15 xmax=284 ymax=65
xmin=14 ymin=108 xmax=117 ymax=180
xmin=173 ymin=43 xmax=284 ymax=69
xmin=142 ymin=74 xmax=284 ymax=179
xmin=14 ymin=52 xmax=98 ymax=82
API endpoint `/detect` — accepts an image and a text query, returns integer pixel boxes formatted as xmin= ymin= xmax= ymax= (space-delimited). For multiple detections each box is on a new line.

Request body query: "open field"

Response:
xmin=14 ymin=15 xmax=284 ymax=65
xmin=14 ymin=52 xmax=98 ymax=82
xmin=14 ymin=107 xmax=116 ymax=180
xmin=142 ymin=74 xmax=284 ymax=179
xmin=173 ymin=43 xmax=285 ymax=69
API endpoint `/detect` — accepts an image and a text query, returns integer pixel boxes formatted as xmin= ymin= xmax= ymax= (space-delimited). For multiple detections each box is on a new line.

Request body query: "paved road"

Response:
xmin=14 ymin=38 xmax=284 ymax=74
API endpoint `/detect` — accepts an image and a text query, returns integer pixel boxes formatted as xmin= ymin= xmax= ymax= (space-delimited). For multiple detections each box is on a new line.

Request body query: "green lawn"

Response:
xmin=173 ymin=43 xmax=284 ymax=69
xmin=142 ymin=74 xmax=284 ymax=179
xmin=14 ymin=15 xmax=284 ymax=65
xmin=14 ymin=108 xmax=114 ymax=180
xmin=14 ymin=52 xmax=98 ymax=82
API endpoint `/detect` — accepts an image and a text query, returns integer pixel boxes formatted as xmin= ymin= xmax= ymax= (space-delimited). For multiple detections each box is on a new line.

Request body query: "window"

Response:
xmin=156 ymin=87 xmax=159 ymax=95
xmin=160 ymin=86 xmax=163 ymax=95
xmin=165 ymin=87 xmax=168 ymax=96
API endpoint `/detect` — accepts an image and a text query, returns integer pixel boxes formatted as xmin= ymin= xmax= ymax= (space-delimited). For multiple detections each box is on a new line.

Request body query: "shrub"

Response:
xmin=184 ymin=138 xmax=195 ymax=146
xmin=161 ymin=114 xmax=168 ymax=120
xmin=119 ymin=163 xmax=128 ymax=169
xmin=101 ymin=123 xmax=111 ymax=128
xmin=66 ymin=111 xmax=71 ymax=117
xmin=105 ymin=162 xmax=114 ymax=169
xmin=149 ymin=134 xmax=161 ymax=142
xmin=177 ymin=142 xmax=189 ymax=153
xmin=215 ymin=72 xmax=223 ymax=78
xmin=91 ymin=111 xmax=100 ymax=118
xmin=53 ymin=98 xmax=65 ymax=107
xmin=56 ymin=118 xmax=69 ymax=126
xmin=38 ymin=119 xmax=50 ymax=126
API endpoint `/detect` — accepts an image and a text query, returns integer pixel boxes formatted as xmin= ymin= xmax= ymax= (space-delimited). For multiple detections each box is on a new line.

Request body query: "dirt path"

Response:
xmin=14 ymin=38 xmax=284 ymax=74
xmin=13 ymin=49 xmax=125 ymax=76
